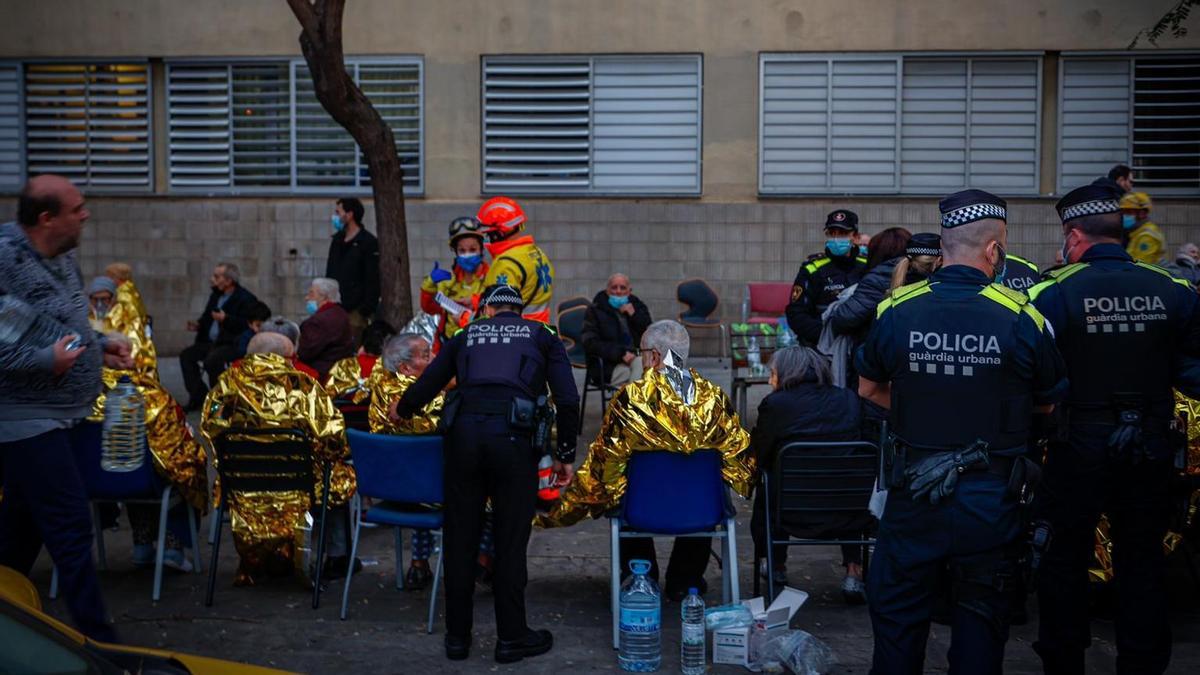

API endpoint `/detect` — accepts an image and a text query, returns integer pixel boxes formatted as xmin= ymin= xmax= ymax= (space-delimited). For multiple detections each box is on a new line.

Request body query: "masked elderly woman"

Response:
xmin=538 ymin=320 xmax=753 ymax=600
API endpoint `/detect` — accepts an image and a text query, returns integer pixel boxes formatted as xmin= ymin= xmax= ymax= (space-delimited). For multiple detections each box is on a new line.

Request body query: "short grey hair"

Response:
xmin=382 ymin=333 xmax=427 ymax=373
xmin=247 ymin=332 xmax=293 ymax=357
xmin=769 ymin=346 xmax=832 ymax=388
xmin=640 ymin=320 xmax=690 ymax=364
xmin=217 ymin=262 xmax=240 ymax=284
xmin=310 ymin=277 xmax=341 ymax=303
xmin=261 ymin=315 xmax=301 ymax=348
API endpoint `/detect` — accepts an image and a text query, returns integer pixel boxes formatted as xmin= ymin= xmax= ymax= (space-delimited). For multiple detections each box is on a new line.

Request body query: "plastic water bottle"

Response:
xmin=747 ymin=336 xmax=763 ymax=376
xmin=101 ymin=375 xmax=146 ymax=472
xmin=0 ymin=295 xmax=73 ymax=348
xmin=619 ymin=559 xmax=662 ymax=672
xmin=776 ymin=315 xmax=796 ymax=349
xmin=681 ymin=588 xmax=706 ymax=675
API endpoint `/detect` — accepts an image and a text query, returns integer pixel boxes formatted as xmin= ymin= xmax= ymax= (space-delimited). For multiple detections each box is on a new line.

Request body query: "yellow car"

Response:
xmin=0 ymin=565 xmax=293 ymax=674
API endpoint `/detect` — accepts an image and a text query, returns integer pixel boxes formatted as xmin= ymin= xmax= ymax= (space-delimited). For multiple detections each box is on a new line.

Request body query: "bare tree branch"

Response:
xmin=1131 ymin=0 xmax=1197 ymax=47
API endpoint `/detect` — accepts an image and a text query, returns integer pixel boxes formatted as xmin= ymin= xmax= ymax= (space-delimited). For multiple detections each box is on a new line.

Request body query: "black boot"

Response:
xmin=445 ymin=634 xmax=470 ymax=661
xmin=494 ymin=629 xmax=553 ymax=664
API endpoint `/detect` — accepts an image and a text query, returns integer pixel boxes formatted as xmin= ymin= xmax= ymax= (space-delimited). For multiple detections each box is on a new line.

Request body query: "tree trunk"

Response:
xmin=286 ymin=0 xmax=412 ymax=329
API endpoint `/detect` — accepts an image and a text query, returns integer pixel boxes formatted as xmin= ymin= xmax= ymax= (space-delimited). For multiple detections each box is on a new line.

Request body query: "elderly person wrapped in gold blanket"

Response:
xmin=539 ymin=319 xmax=754 ymax=599
xmin=201 ymin=332 xmax=352 ymax=584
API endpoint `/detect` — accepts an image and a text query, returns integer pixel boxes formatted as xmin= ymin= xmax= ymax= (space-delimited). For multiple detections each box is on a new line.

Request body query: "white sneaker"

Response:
xmin=163 ymin=549 xmax=194 ymax=573
xmin=841 ymin=575 xmax=866 ymax=605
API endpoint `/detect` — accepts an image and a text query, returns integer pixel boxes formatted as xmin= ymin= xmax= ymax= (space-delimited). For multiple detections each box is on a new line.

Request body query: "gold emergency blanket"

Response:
xmin=1174 ymin=390 xmax=1200 ymax=475
xmin=538 ymin=368 xmax=753 ymax=528
xmin=1089 ymin=515 xmax=1188 ymax=583
xmin=102 ymin=280 xmax=157 ymax=379
xmin=324 ymin=355 xmax=378 ymax=405
xmin=88 ymin=369 xmax=208 ymax=512
xmin=368 ymin=370 xmax=444 ymax=435
xmin=200 ymin=353 xmax=350 ymax=582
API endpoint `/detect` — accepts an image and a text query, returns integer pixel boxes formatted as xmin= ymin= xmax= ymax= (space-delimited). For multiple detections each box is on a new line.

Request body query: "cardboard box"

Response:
xmin=712 ymin=587 xmax=808 ymax=667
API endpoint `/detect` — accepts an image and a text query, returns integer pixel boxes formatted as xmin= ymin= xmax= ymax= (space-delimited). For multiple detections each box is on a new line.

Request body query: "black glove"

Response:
xmin=1107 ymin=410 xmax=1144 ymax=462
xmin=905 ymin=442 xmax=990 ymax=505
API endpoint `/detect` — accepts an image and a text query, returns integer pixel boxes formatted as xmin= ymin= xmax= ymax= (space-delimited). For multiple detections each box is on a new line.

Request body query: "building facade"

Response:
xmin=1 ymin=0 xmax=1198 ymax=354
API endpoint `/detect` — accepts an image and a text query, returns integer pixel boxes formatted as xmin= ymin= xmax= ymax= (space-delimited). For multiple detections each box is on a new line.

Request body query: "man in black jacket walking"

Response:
xmin=179 ymin=262 xmax=257 ymax=410
xmin=580 ymin=273 xmax=652 ymax=386
xmin=325 ymin=197 xmax=380 ymax=344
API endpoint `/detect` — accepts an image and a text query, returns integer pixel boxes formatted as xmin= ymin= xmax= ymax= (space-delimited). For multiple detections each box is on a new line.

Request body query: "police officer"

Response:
xmin=391 ymin=284 xmax=580 ymax=664
xmin=1000 ymin=252 xmax=1041 ymax=296
xmin=1030 ymin=184 xmax=1200 ymax=675
xmin=785 ymin=209 xmax=868 ymax=345
xmin=855 ymin=189 xmax=1067 ymax=674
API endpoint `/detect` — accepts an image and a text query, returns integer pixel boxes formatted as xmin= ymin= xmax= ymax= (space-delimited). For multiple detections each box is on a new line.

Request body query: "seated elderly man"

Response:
xmin=200 ymin=331 xmax=353 ymax=584
xmin=299 ymin=277 xmax=355 ymax=381
xmin=259 ymin=315 xmax=319 ymax=379
xmin=539 ymin=320 xmax=754 ymax=599
xmin=581 ymin=273 xmax=652 ymax=386
xmin=87 ymin=276 xmax=117 ymax=332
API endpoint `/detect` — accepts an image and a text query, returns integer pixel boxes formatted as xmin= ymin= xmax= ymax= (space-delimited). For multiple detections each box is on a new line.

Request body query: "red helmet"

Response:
xmin=476 ymin=196 xmax=526 ymax=242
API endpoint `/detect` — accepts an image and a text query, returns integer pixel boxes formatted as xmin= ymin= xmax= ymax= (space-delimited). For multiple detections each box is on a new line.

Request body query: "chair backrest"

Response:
xmin=556 ymin=305 xmax=588 ymax=366
xmin=212 ymin=427 xmax=315 ymax=496
xmin=346 ymin=429 xmax=444 ymax=504
xmin=335 ymin=401 xmax=371 ymax=432
xmin=676 ymin=279 xmax=719 ymax=321
xmin=746 ymin=282 xmax=793 ymax=319
xmin=623 ymin=450 xmax=727 ymax=534
xmin=72 ymin=421 xmax=160 ymax=499
xmin=771 ymin=440 xmax=878 ymax=529
xmin=556 ymin=296 xmax=591 ymax=316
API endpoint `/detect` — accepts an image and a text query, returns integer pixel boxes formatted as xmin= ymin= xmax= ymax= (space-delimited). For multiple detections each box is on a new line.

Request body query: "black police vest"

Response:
xmin=455 ymin=314 xmax=548 ymax=400
xmin=1051 ymin=262 xmax=1180 ymax=416
xmin=809 ymin=255 xmax=868 ymax=312
xmin=1001 ymin=257 xmax=1040 ymax=295
xmin=889 ymin=283 xmax=1036 ymax=452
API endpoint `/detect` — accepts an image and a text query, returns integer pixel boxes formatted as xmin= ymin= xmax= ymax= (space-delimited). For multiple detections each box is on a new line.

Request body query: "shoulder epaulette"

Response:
xmin=804 ymin=256 xmax=832 ymax=274
xmin=876 ymin=279 xmax=933 ymax=318
xmin=1136 ymin=261 xmax=1193 ymax=288
xmin=980 ymin=283 xmax=1047 ymax=332
xmin=1008 ymin=254 xmax=1039 ymax=272
xmin=856 ymin=256 xmax=868 ymax=265
xmin=1046 ymin=262 xmax=1088 ymax=282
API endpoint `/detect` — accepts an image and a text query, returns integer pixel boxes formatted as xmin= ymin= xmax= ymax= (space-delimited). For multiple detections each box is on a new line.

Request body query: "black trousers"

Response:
xmin=1035 ymin=426 xmax=1173 ymax=675
xmin=0 ymin=426 xmax=117 ymax=642
xmin=179 ymin=341 xmax=238 ymax=405
xmin=620 ymin=536 xmax=711 ymax=593
xmin=444 ymin=414 xmax=538 ymax=641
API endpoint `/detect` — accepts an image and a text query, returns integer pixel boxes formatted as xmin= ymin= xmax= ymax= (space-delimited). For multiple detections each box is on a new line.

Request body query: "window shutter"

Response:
xmin=230 ymin=63 xmax=291 ymax=187
xmin=968 ymin=59 xmax=1040 ymax=191
xmin=483 ymin=59 xmax=592 ymax=192
xmin=1133 ymin=55 xmax=1200 ymax=192
xmin=293 ymin=63 xmax=358 ymax=187
xmin=760 ymin=58 xmax=831 ymax=191
xmin=901 ymin=59 xmax=968 ymax=191
xmin=0 ymin=63 xmax=20 ymax=190
xmin=24 ymin=63 xmax=151 ymax=190
xmin=356 ymin=60 xmax=423 ymax=194
xmin=1058 ymin=58 xmax=1130 ymax=193
xmin=591 ymin=56 xmax=701 ymax=193
xmin=830 ymin=59 xmax=898 ymax=190
xmin=166 ymin=63 xmax=231 ymax=188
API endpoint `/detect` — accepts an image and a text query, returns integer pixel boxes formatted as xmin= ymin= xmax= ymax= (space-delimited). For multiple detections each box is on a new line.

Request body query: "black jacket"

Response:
xmin=194 ymin=285 xmax=258 ymax=347
xmin=827 ymin=257 xmax=899 ymax=340
xmin=326 ymin=227 xmax=380 ymax=316
xmin=785 ymin=251 xmax=868 ymax=345
xmin=581 ymin=291 xmax=652 ymax=383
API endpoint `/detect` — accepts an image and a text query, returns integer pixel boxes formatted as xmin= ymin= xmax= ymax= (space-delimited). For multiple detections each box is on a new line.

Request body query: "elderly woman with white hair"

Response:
xmin=748 ymin=345 xmax=869 ymax=603
xmin=298 ymin=277 xmax=355 ymax=380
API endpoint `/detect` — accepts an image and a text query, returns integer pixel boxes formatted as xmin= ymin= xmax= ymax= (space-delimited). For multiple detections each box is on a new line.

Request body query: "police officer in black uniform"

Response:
xmin=1030 ymin=185 xmax=1200 ymax=675
xmin=785 ymin=209 xmax=868 ymax=345
xmin=855 ymin=189 xmax=1067 ymax=675
xmin=1000 ymin=252 xmax=1041 ymax=296
xmin=392 ymin=284 xmax=580 ymax=664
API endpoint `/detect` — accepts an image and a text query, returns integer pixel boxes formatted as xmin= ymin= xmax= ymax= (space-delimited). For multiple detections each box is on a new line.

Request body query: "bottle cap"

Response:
xmin=629 ymin=559 xmax=652 ymax=576
xmin=688 ymin=587 xmax=698 ymax=595
xmin=118 ymin=375 xmax=133 ymax=383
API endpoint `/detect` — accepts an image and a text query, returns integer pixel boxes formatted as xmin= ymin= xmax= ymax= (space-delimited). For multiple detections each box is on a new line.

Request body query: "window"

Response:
xmin=22 ymin=62 xmax=152 ymax=191
xmin=0 ymin=63 xmax=20 ymax=191
xmin=482 ymin=55 xmax=702 ymax=195
xmin=759 ymin=54 xmax=1042 ymax=195
xmin=166 ymin=57 xmax=423 ymax=194
xmin=1058 ymin=53 xmax=1200 ymax=194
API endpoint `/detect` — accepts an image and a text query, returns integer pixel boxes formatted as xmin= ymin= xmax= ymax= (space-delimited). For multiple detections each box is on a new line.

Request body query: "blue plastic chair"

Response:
xmin=341 ymin=429 xmax=445 ymax=632
xmin=53 ymin=421 xmax=202 ymax=602
xmin=608 ymin=450 xmax=740 ymax=648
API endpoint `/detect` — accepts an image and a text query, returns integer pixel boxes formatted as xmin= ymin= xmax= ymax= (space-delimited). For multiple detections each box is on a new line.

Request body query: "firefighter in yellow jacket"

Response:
xmin=1122 ymin=192 xmax=1166 ymax=265
xmin=476 ymin=197 xmax=556 ymax=324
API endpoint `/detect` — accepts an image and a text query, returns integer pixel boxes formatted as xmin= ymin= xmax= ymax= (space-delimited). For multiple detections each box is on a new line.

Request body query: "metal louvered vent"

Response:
xmin=0 ymin=63 xmax=21 ymax=191
xmin=1133 ymin=56 xmax=1200 ymax=192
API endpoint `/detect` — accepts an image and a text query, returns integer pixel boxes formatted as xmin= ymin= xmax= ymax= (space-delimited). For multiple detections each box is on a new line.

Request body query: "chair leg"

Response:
xmin=725 ymin=518 xmax=740 ymax=603
xmin=188 ymin=507 xmax=202 ymax=574
xmin=312 ymin=467 xmax=332 ymax=610
xmin=427 ymin=530 xmax=444 ymax=634
xmin=340 ymin=505 xmax=363 ymax=620
xmin=49 ymin=566 xmax=58 ymax=600
xmin=92 ymin=503 xmax=108 ymax=571
xmin=395 ymin=528 xmax=405 ymax=591
xmin=205 ymin=502 xmax=224 ymax=607
xmin=753 ymin=554 xmax=761 ymax=598
xmin=578 ymin=382 xmax=589 ymax=435
xmin=208 ymin=503 xmax=220 ymax=545
xmin=610 ymin=519 xmax=621 ymax=650
xmin=152 ymin=487 xmax=171 ymax=602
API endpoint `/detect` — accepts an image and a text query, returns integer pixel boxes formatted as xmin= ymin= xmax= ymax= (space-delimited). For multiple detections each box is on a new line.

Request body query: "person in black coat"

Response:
xmin=749 ymin=345 xmax=871 ymax=604
xmin=580 ymin=273 xmax=652 ymax=385
xmin=179 ymin=262 xmax=258 ymax=410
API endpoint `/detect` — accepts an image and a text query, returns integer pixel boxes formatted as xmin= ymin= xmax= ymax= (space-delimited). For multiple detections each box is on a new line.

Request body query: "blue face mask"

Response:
xmin=858 ymin=244 xmax=869 ymax=257
xmin=826 ymin=239 xmax=853 ymax=257
xmin=1122 ymin=214 xmax=1137 ymax=230
xmin=608 ymin=294 xmax=630 ymax=309
xmin=456 ymin=254 xmax=482 ymax=273
xmin=305 ymin=300 xmax=320 ymax=315
xmin=331 ymin=214 xmax=344 ymax=233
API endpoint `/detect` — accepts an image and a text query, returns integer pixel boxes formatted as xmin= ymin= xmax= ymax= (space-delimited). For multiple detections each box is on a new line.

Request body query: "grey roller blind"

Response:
xmin=831 ymin=59 xmax=899 ymax=190
xmin=24 ymin=63 xmax=151 ymax=190
xmin=760 ymin=59 xmax=831 ymax=190
xmin=482 ymin=55 xmax=702 ymax=195
xmin=0 ymin=63 xmax=21 ymax=191
xmin=166 ymin=64 xmax=231 ymax=188
xmin=901 ymin=60 xmax=968 ymax=191
xmin=1058 ymin=58 xmax=1130 ymax=193
xmin=968 ymin=59 xmax=1040 ymax=191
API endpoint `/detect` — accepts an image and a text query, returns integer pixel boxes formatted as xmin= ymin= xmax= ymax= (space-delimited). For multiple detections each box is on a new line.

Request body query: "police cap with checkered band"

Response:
xmin=939 ymin=189 xmax=1007 ymax=229
xmin=1056 ymin=183 xmax=1123 ymax=224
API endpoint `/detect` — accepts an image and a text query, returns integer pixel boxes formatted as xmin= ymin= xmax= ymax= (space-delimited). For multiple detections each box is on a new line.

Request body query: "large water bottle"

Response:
xmin=619 ymin=559 xmax=662 ymax=672
xmin=776 ymin=314 xmax=796 ymax=349
xmin=680 ymin=587 xmax=706 ymax=675
xmin=101 ymin=375 xmax=146 ymax=472
xmin=0 ymin=295 xmax=74 ymax=348
xmin=747 ymin=335 xmax=763 ymax=376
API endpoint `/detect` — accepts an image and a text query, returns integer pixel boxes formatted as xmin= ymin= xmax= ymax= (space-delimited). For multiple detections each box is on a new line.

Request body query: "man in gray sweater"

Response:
xmin=0 ymin=175 xmax=132 ymax=642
